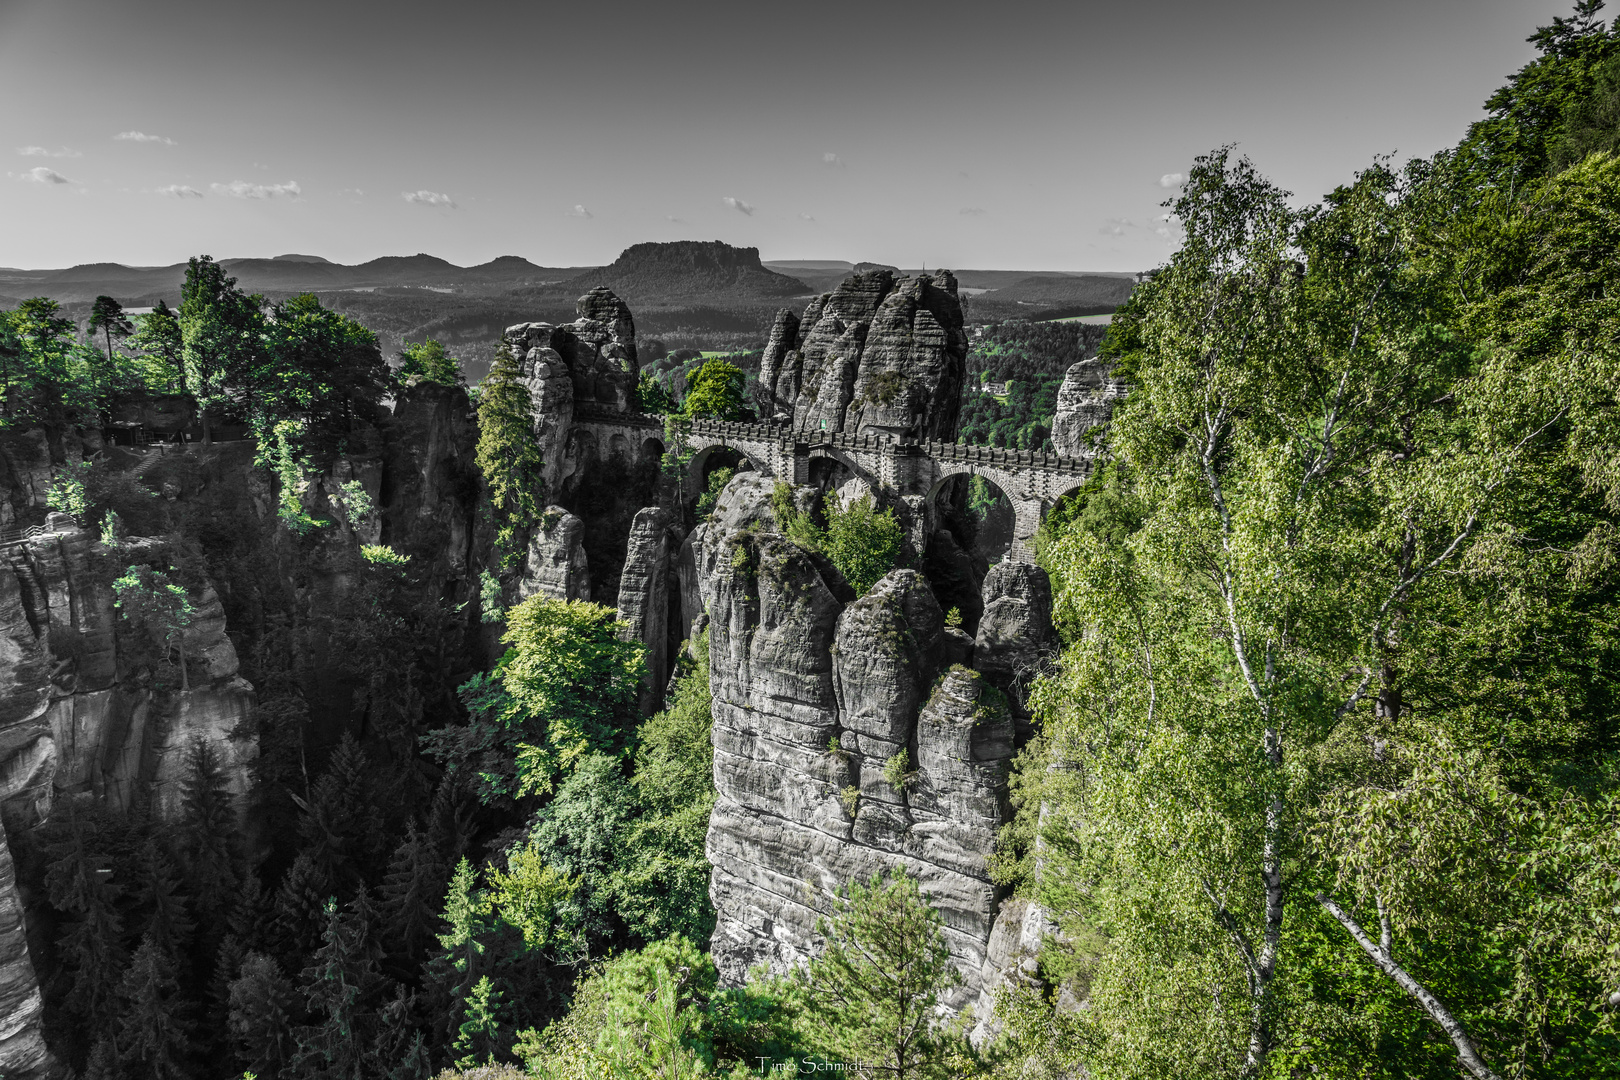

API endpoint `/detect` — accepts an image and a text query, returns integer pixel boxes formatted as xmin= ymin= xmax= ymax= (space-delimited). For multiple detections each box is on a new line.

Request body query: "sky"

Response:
xmin=0 ymin=0 xmax=1584 ymax=272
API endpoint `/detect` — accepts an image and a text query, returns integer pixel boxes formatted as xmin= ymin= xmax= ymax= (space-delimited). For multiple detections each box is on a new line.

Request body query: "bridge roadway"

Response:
xmin=573 ymin=405 xmax=1097 ymax=563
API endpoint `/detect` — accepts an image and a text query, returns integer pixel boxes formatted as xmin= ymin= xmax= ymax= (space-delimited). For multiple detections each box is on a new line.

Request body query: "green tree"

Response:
xmin=114 ymin=935 xmax=194 ymax=1080
xmin=291 ymin=895 xmax=388 ymax=1079
xmin=637 ymin=370 xmax=677 ymax=413
xmin=227 ymin=952 xmax=298 ymax=1078
xmin=129 ymin=299 xmax=185 ymax=392
xmin=112 ymin=565 xmax=196 ymax=691
xmin=475 ymin=341 xmax=547 ymax=566
xmin=822 ymin=493 xmax=904 ymax=596
xmin=396 ymin=339 xmax=465 ymax=388
xmin=177 ymin=737 xmax=240 ymax=952
xmin=88 ymin=294 xmax=134 ymax=378
xmin=801 ymin=869 xmax=962 ymax=1079
xmin=8 ymin=296 xmax=86 ymax=425
xmin=262 ymin=292 xmax=389 ymax=446
xmin=680 ymin=358 xmax=750 ymax=420
xmin=178 ymin=255 xmax=263 ymax=444
xmin=612 ymin=634 xmax=719 ymax=944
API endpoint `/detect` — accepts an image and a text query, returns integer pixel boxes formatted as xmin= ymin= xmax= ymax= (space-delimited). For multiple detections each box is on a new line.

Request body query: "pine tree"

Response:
xmin=113 ymin=935 xmax=194 ymax=1080
xmin=452 ymin=975 xmax=505 ymax=1068
xmin=177 ymin=738 xmax=240 ymax=950
xmin=475 ymin=340 xmax=546 ymax=565
xmin=371 ymin=985 xmax=432 ymax=1080
xmin=296 ymin=734 xmax=385 ymax=894
xmin=82 ymin=1035 xmax=120 ymax=1080
xmin=45 ymin=809 xmax=128 ymax=1028
xmin=271 ymin=851 xmax=332 ymax=966
xmin=379 ymin=824 xmax=446 ymax=974
xmin=134 ymin=838 xmax=194 ymax=959
xmin=801 ymin=869 xmax=961 ymax=1080
xmin=227 ymin=952 xmax=297 ymax=1078
xmin=291 ymin=894 xmax=389 ymax=1079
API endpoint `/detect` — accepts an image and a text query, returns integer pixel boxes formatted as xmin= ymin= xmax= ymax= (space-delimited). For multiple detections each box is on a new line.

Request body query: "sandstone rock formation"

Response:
xmin=758 ymin=270 xmax=967 ymax=440
xmin=505 ymin=286 xmax=639 ymax=421
xmin=974 ymin=562 xmax=1057 ymax=733
xmin=1050 ymin=357 xmax=1128 ymax=458
xmin=700 ymin=475 xmax=1015 ymax=1010
xmin=0 ymin=522 xmax=257 ymax=827
xmin=617 ymin=506 xmax=680 ymax=712
xmin=515 ymin=507 xmax=590 ymax=603
xmin=0 ymin=816 xmax=50 ymax=1080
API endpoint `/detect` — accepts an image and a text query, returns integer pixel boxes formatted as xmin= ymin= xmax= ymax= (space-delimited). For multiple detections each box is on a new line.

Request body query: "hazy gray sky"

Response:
xmin=0 ymin=0 xmax=1580 ymax=271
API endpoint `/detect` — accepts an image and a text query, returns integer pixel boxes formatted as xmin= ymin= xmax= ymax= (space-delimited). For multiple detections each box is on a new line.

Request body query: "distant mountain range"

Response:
xmin=0 ymin=242 xmax=1136 ymax=376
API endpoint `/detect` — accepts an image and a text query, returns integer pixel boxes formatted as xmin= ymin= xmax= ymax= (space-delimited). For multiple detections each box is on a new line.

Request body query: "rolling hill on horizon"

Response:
xmin=1 ymin=241 xmax=1135 ymax=379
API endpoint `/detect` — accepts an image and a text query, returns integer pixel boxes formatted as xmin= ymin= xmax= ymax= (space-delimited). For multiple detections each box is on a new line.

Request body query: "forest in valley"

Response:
xmin=2 ymin=3 xmax=1620 ymax=1079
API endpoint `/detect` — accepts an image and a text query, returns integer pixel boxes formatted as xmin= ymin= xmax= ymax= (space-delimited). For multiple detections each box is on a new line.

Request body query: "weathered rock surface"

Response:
xmin=0 ymin=816 xmax=51 ymax=1080
xmin=971 ymin=895 xmax=1059 ymax=1045
xmin=701 ymin=475 xmax=1015 ymax=1011
xmin=617 ymin=506 xmax=679 ymax=712
xmin=758 ymin=270 xmax=967 ymax=439
xmin=505 ymin=286 xmax=639 ymax=417
xmin=1050 ymin=357 xmax=1128 ymax=459
xmin=0 ymin=522 xmax=257 ymax=827
xmin=974 ymin=562 xmax=1056 ymax=712
xmin=515 ymin=507 xmax=590 ymax=603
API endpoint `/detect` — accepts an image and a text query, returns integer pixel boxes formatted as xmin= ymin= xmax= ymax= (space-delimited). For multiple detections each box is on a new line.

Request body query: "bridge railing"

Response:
xmin=569 ymin=405 xmax=1094 ymax=475
xmin=0 ymin=513 xmax=79 ymax=549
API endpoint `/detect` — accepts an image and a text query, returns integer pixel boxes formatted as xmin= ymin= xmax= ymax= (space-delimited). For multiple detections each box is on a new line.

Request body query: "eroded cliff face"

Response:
xmin=698 ymin=475 xmax=1016 ymax=1010
xmin=758 ymin=270 xmax=967 ymax=439
xmin=0 ymin=816 xmax=48 ymax=1080
xmin=0 ymin=521 xmax=256 ymax=829
xmin=1050 ymin=357 xmax=1128 ymax=459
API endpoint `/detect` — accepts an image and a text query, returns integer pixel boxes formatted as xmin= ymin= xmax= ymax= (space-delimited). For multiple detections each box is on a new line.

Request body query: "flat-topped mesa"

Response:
xmin=758 ymin=270 xmax=967 ymax=441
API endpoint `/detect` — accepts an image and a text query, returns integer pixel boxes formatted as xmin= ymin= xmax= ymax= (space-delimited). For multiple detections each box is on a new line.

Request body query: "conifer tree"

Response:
xmin=271 ymin=851 xmax=332 ymax=966
xmin=114 ymin=935 xmax=194 ymax=1080
xmin=296 ymin=734 xmax=386 ymax=894
xmin=474 ymin=340 xmax=546 ymax=565
xmin=802 ymin=869 xmax=961 ymax=1080
xmin=227 ymin=952 xmax=297 ymax=1078
xmin=291 ymin=895 xmax=389 ymax=1080
xmin=134 ymin=838 xmax=194 ymax=959
xmin=82 ymin=1035 xmax=119 ymax=1080
xmin=45 ymin=810 xmax=129 ymax=1028
xmin=379 ymin=824 xmax=446 ymax=974
xmin=177 ymin=738 xmax=240 ymax=948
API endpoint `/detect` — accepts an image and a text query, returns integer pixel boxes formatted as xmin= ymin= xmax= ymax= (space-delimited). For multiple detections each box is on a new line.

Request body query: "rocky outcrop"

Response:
xmin=974 ymin=563 xmax=1057 ymax=730
xmin=1050 ymin=357 xmax=1127 ymax=458
xmin=505 ymin=286 xmax=639 ymax=418
xmin=701 ymin=475 xmax=1015 ymax=1011
xmin=0 ymin=816 xmax=50 ymax=1080
xmin=617 ymin=506 xmax=679 ymax=712
xmin=0 ymin=520 xmax=257 ymax=827
xmin=515 ymin=507 xmax=590 ymax=604
xmin=758 ymin=270 xmax=967 ymax=440
xmin=971 ymin=895 xmax=1059 ymax=1045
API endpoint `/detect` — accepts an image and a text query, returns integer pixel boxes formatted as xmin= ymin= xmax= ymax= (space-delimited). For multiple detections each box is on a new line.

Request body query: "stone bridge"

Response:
xmin=572 ymin=406 xmax=1096 ymax=562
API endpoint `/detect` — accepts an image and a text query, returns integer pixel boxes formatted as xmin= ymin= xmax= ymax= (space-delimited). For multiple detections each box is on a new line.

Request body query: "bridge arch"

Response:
xmin=688 ymin=442 xmax=763 ymax=492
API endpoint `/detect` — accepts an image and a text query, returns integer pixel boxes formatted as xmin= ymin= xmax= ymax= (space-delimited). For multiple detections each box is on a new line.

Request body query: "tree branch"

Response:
xmin=1316 ymin=893 xmax=1505 ymax=1080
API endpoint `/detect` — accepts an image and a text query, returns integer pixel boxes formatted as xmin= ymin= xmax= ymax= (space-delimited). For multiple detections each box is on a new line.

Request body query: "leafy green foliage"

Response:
xmin=113 ymin=564 xmax=196 ymax=690
xmin=680 ymin=358 xmax=751 ymax=420
xmin=769 ymin=482 xmax=904 ymax=596
xmin=397 ymin=338 xmax=466 ymax=388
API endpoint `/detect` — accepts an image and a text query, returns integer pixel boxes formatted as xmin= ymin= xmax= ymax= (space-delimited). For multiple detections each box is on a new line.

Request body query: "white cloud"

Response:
xmin=115 ymin=131 xmax=176 ymax=146
xmin=799 ymin=213 xmax=815 ymax=221
xmin=21 ymin=167 xmax=71 ymax=185
xmin=18 ymin=146 xmax=80 ymax=158
xmin=722 ymin=196 xmax=754 ymax=216
xmin=959 ymin=207 xmax=986 ymax=217
xmin=403 ymin=189 xmax=455 ymax=207
xmin=211 ymin=179 xmax=301 ymax=199
xmin=1159 ymin=172 xmax=1186 ymax=189
xmin=568 ymin=204 xmax=593 ymax=219
xmin=822 ymin=152 xmax=844 ymax=167
xmin=158 ymin=184 xmax=203 ymax=198
xmin=666 ymin=215 xmax=684 ymax=223
xmin=343 ymin=188 xmax=364 ymax=196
